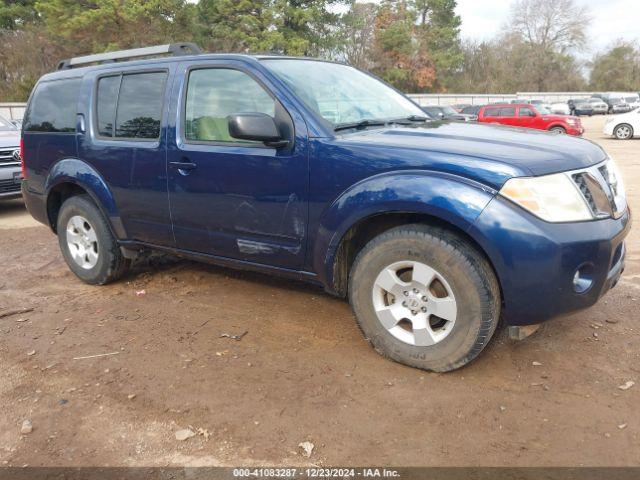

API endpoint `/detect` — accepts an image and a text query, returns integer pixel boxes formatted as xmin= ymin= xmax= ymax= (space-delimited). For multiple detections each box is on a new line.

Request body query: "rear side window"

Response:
xmin=499 ymin=107 xmax=516 ymax=117
xmin=24 ymin=78 xmax=81 ymax=133
xmin=95 ymin=71 xmax=167 ymax=140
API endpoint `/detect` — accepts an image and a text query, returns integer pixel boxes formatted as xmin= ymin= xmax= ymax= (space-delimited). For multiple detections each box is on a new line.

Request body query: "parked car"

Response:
xmin=603 ymin=108 xmax=640 ymax=140
xmin=460 ymin=105 xmax=482 ymax=116
xmin=587 ymin=97 xmax=608 ymax=115
xmin=529 ymin=99 xmax=552 ymax=110
xmin=21 ymin=44 xmax=629 ymax=372
xmin=421 ymin=105 xmax=476 ymax=122
xmin=477 ymin=104 xmax=584 ymax=135
xmin=451 ymin=103 xmax=471 ymax=113
xmin=611 ymin=102 xmax=633 ymax=114
xmin=594 ymin=92 xmax=640 ymax=113
xmin=568 ymin=99 xmax=594 ymax=116
xmin=549 ymin=102 xmax=571 ymax=115
xmin=0 ymin=114 xmax=22 ymax=199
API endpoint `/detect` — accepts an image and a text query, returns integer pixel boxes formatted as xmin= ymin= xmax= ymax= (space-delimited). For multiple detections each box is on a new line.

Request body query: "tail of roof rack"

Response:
xmin=57 ymin=43 xmax=202 ymax=70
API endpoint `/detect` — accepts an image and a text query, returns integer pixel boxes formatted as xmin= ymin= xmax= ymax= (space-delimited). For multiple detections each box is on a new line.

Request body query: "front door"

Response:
xmin=166 ymin=61 xmax=309 ymax=270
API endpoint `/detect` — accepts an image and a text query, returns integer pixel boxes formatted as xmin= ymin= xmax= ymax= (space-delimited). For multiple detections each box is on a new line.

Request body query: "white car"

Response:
xmin=549 ymin=102 xmax=570 ymax=115
xmin=603 ymin=109 xmax=640 ymax=140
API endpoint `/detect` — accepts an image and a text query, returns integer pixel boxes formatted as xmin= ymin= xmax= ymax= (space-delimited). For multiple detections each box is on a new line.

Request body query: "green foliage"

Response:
xmin=0 ymin=0 xmax=39 ymax=30
xmin=590 ymin=42 xmax=640 ymax=92
xmin=35 ymin=0 xmax=196 ymax=51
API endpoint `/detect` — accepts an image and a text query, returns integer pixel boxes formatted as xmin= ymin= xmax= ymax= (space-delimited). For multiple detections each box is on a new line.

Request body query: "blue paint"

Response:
xmin=21 ymin=54 xmax=631 ymax=326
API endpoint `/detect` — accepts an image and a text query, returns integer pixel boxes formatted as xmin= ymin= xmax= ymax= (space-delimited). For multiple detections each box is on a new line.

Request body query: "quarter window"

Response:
xmin=184 ymin=68 xmax=275 ymax=143
xmin=484 ymin=108 xmax=500 ymax=117
xmin=24 ymin=78 xmax=81 ymax=133
xmin=95 ymin=71 xmax=167 ymax=140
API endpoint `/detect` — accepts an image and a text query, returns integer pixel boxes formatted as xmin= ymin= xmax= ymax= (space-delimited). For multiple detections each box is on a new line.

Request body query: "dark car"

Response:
xmin=21 ymin=44 xmax=630 ymax=372
xmin=461 ymin=105 xmax=482 ymax=116
xmin=568 ymin=99 xmax=594 ymax=116
xmin=422 ymin=105 xmax=476 ymax=122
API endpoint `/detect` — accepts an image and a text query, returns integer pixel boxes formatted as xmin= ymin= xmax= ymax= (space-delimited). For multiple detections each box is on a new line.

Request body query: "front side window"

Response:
xmin=24 ymin=78 xmax=81 ymax=133
xmin=262 ymin=59 xmax=425 ymax=127
xmin=95 ymin=71 xmax=167 ymax=140
xmin=184 ymin=68 xmax=275 ymax=143
xmin=519 ymin=107 xmax=535 ymax=117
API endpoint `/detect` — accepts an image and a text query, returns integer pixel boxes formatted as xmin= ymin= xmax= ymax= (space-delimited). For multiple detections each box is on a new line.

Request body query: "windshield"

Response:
xmin=441 ymin=106 xmax=458 ymax=115
xmin=625 ymin=96 xmax=639 ymax=103
xmin=0 ymin=115 xmax=17 ymax=131
xmin=536 ymin=105 xmax=551 ymax=114
xmin=262 ymin=59 xmax=426 ymax=126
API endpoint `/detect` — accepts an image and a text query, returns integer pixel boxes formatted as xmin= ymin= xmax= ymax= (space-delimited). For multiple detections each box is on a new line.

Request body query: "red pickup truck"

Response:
xmin=477 ymin=104 xmax=584 ymax=136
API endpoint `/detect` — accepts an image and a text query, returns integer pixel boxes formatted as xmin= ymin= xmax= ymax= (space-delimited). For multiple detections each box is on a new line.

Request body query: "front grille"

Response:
xmin=0 ymin=148 xmax=19 ymax=166
xmin=0 ymin=178 xmax=21 ymax=194
xmin=570 ymin=161 xmax=626 ymax=219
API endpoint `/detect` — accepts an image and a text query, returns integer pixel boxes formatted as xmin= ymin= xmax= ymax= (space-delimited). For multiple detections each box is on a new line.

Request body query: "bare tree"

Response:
xmin=335 ymin=2 xmax=377 ymax=68
xmin=509 ymin=0 xmax=591 ymax=53
xmin=507 ymin=0 xmax=590 ymax=90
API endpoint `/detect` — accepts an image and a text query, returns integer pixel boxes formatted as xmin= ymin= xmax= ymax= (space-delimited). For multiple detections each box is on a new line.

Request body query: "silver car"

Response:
xmin=0 ymin=115 xmax=22 ymax=199
xmin=587 ymin=98 xmax=608 ymax=115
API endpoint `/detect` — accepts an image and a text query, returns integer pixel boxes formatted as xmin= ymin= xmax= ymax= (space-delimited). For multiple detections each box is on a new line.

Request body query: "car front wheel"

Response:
xmin=57 ymin=195 xmax=130 ymax=285
xmin=549 ymin=126 xmax=566 ymax=134
xmin=614 ymin=124 xmax=633 ymax=140
xmin=348 ymin=225 xmax=501 ymax=372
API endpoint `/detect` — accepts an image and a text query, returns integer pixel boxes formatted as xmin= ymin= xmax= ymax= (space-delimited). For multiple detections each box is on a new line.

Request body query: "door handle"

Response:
xmin=170 ymin=160 xmax=197 ymax=172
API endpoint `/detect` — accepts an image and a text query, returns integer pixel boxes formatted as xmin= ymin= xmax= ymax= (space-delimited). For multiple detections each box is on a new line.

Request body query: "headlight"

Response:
xmin=499 ymin=173 xmax=592 ymax=222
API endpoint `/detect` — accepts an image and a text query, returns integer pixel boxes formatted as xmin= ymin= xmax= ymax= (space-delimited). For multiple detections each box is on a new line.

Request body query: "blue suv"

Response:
xmin=21 ymin=44 xmax=630 ymax=371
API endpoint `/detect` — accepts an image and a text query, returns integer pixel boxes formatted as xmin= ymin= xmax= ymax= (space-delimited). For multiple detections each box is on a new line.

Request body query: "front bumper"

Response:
xmin=0 ymin=165 xmax=22 ymax=198
xmin=469 ymin=196 xmax=631 ymax=325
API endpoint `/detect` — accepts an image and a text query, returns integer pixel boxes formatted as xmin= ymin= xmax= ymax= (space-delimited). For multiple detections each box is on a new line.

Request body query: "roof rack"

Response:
xmin=57 ymin=42 xmax=202 ymax=70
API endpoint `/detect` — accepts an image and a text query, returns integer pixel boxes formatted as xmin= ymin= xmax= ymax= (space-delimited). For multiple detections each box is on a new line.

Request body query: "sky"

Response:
xmin=456 ymin=0 xmax=640 ymax=55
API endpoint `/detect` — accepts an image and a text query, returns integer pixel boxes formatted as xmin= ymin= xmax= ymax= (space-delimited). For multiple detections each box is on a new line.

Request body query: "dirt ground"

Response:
xmin=0 ymin=115 xmax=638 ymax=468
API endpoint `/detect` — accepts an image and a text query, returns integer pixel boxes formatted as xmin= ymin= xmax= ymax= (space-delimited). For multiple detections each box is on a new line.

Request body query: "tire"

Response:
xmin=348 ymin=225 xmax=501 ymax=372
xmin=549 ymin=126 xmax=566 ymax=134
xmin=56 ymin=194 xmax=129 ymax=285
xmin=614 ymin=124 xmax=633 ymax=140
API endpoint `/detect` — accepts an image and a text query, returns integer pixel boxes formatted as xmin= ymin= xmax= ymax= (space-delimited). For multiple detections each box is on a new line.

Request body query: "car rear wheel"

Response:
xmin=57 ymin=195 xmax=130 ymax=285
xmin=614 ymin=124 xmax=633 ymax=140
xmin=348 ymin=225 xmax=501 ymax=372
xmin=549 ymin=126 xmax=566 ymax=134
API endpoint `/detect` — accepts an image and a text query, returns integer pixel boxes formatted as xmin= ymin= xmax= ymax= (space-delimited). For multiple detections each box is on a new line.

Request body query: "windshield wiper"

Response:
xmin=333 ymin=119 xmax=387 ymax=132
xmin=386 ymin=115 xmax=431 ymax=125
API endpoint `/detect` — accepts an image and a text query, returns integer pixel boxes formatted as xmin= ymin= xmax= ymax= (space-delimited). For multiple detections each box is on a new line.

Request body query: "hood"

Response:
xmin=0 ymin=130 xmax=20 ymax=149
xmin=336 ymin=121 xmax=606 ymax=189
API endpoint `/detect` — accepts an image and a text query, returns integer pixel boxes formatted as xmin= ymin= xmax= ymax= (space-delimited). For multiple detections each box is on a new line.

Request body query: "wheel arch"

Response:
xmin=312 ymin=171 xmax=501 ymax=299
xmin=45 ymin=158 xmax=126 ymax=238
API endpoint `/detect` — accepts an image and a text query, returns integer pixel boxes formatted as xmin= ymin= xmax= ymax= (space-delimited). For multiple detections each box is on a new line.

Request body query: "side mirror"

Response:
xmin=228 ymin=113 xmax=288 ymax=147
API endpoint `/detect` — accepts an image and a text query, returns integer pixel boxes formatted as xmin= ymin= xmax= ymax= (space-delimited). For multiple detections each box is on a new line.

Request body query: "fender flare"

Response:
xmin=44 ymin=158 xmax=127 ymax=239
xmin=311 ymin=170 xmax=497 ymax=291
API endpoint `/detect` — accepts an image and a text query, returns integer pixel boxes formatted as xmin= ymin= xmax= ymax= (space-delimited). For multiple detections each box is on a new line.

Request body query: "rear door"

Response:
xmin=166 ymin=60 xmax=309 ymax=270
xmin=77 ymin=65 xmax=175 ymax=246
xmin=497 ymin=107 xmax=518 ymax=126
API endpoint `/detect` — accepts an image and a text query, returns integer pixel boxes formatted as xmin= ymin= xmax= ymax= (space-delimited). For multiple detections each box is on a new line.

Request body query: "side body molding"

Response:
xmin=45 ymin=158 xmax=127 ymax=239
xmin=311 ymin=170 xmax=497 ymax=292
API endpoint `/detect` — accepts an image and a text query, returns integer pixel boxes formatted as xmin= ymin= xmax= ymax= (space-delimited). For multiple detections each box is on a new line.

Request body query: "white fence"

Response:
xmin=0 ymin=103 xmax=26 ymax=120
xmin=407 ymin=92 xmax=593 ymax=106
xmin=1 ymin=92 xmax=597 ymax=120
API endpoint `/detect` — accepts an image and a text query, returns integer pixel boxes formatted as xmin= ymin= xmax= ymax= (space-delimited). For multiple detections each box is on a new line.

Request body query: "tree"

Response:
xmin=35 ymin=0 xmax=197 ymax=52
xmin=507 ymin=0 xmax=590 ymax=91
xmin=0 ymin=0 xmax=39 ymax=30
xmin=371 ymin=0 xmax=435 ymax=91
xmin=336 ymin=2 xmax=378 ymax=69
xmin=590 ymin=41 xmax=640 ymax=91
xmin=412 ymin=0 xmax=462 ymax=90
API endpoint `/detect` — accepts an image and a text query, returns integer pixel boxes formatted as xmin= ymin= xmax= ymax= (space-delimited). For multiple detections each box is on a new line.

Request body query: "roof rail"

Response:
xmin=57 ymin=43 xmax=202 ymax=70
